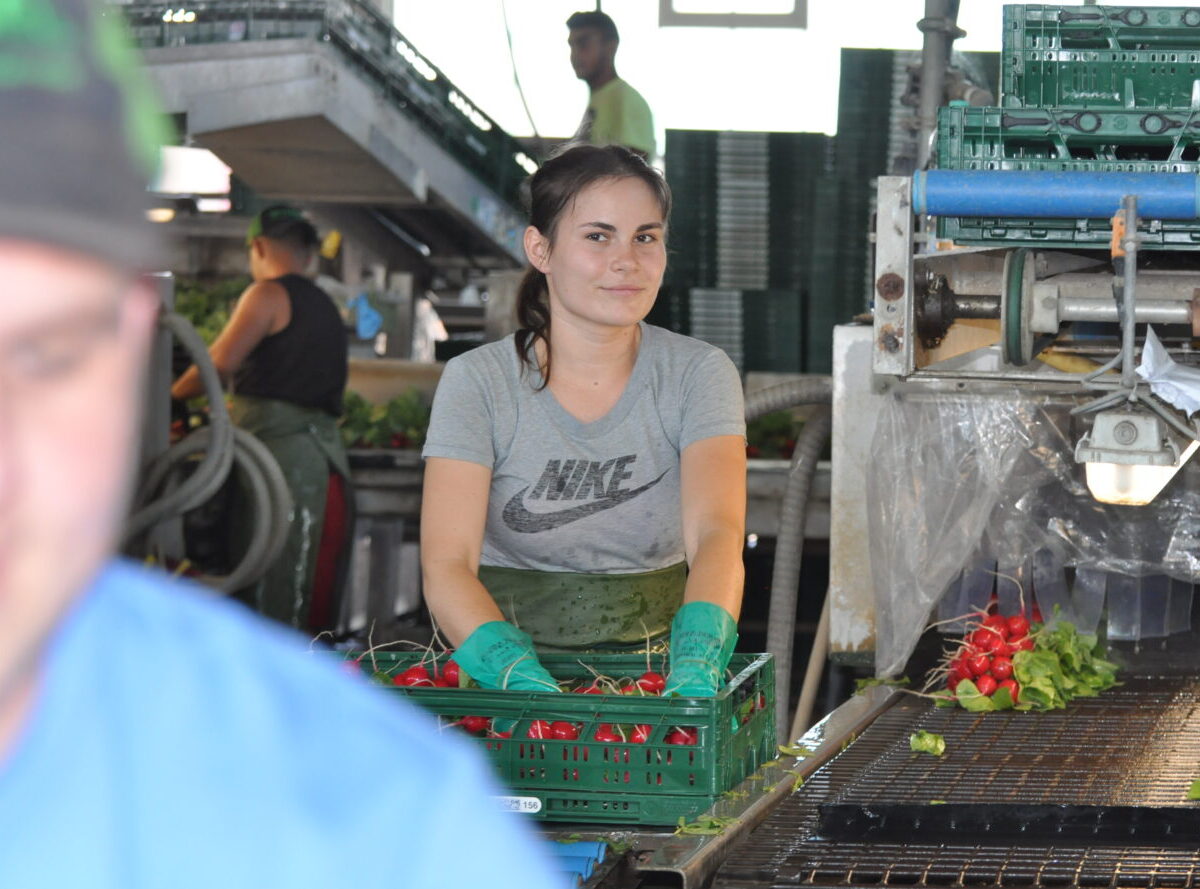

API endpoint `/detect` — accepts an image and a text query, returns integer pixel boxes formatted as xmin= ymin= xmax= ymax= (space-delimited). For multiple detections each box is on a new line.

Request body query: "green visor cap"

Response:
xmin=245 ymin=205 xmax=314 ymax=247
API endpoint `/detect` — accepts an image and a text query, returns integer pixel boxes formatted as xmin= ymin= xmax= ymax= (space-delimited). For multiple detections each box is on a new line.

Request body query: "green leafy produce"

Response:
xmin=1188 ymin=779 xmax=1200 ymax=801
xmin=340 ymin=389 xmax=431 ymax=449
xmin=746 ymin=411 xmax=802 ymax=460
xmin=174 ymin=276 xmax=249 ymax=344
xmin=1011 ymin=622 xmax=1119 ymax=711
xmin=674 ymin=815 xmax=736 ymax=836
xmin=909 ymin=730 xmax=946 ymax=756
xmin=855 ymin=676 xmax=910 ymax=693
xmin=778 ymin=742 xmax=818 ymax=758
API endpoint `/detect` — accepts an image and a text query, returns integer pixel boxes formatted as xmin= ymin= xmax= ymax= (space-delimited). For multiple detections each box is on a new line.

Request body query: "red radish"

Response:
xmin=948 ymin=675 xmax=962 ymax=692
xmin=637 ymin=671 xmax=666 ymax=694
xmin=550 ymin=721 xmax=579 ymax=740
xmin=966 ymin=653 xmax=991 ymax=677
xmin=441 ymin=660 xmax=461 ymax=685
xmin=976 ymin=631 xmax=1007 ymax=654
xmin=1010 ymin=635 xmax=1035 ymax=652
xmin=573 ymin=684 xmax=603 ymax=695
xmin=975 ymin=674 xmax=998 ymax=696
xmin=431 ymin=677 xmax=452 ymax=687
xmin=394 ymin=665 xmax=431 ymax=687
xmin=982 ymin=614 xmax=1009 ymax=636
xmin=998 ymin=678 xmax=1020 ymax=700
xmin=970 ymin=628 xmax=1001 ymax=649
xmin=526 ymin=719 xmax=553 ymax=739
xmin=629 ymin=724 xmax=652 ymax=744
xmin=593 ymin=724 xmax=621 ymax=743
xmin=459 ymin=715 xmax=490 ymax=734
xmin=665 ymin=727 xmax=698 ymax=746
xmin=949 ymin=657 xmax=972 ymax=681
xmin=1006 ymin=615 xmax=1030 ymax=638
xmin=991 ymin=656 xmax=1014 ymax=681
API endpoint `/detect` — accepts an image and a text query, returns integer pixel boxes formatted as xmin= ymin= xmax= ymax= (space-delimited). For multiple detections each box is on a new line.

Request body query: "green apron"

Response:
xmin=476 ymin=561 xmax=687 ymax=652
xmin=229 ymin=395 xmax=349 ymax=628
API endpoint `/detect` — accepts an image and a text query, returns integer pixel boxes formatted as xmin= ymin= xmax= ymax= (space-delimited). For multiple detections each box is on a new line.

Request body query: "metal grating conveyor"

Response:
xmin=715 ymin=672 xmax=1200 ymax=888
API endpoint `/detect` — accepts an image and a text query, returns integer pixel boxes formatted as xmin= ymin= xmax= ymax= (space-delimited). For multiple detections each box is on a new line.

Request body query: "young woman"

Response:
xmin=420 ymin=145 xmax=746 ymax=696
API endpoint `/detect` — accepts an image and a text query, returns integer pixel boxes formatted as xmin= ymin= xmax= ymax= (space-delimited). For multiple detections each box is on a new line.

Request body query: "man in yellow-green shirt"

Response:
xmin=567 ymin=10 xmax=655 ymax=159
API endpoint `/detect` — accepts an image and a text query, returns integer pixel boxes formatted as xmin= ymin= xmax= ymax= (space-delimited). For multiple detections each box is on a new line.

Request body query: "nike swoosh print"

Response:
xmin=502 ymin=470 xmax=669 ymax=533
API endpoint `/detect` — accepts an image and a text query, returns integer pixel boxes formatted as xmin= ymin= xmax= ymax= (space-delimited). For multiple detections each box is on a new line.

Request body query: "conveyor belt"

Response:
xmin=716 ymin=671 xmax=1200 ymax=888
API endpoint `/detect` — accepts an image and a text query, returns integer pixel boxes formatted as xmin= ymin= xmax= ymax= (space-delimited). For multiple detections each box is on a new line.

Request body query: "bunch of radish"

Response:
xmin=939 ymin=612 xmax=1033 ymax=702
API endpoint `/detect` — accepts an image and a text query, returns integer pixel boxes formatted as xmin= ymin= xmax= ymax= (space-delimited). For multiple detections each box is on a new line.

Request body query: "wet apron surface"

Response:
xmin=477 ymin=561 xmax=686 ymax=651
xmin=229 ymin=395 xmax=349 ymax=627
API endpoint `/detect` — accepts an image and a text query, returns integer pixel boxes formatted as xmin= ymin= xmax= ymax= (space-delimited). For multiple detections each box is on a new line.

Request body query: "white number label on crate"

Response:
xmin=494 ymin=795 xmax=543 ymax=814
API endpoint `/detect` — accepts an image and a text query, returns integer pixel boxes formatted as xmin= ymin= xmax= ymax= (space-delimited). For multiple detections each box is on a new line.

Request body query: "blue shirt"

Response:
xmin=0 ymin=560 xmax=565 ymax=888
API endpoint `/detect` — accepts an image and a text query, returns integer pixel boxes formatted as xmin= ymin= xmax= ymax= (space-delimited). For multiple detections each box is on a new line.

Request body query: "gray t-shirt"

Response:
xmin=422 ymin=323 xmax=745 ymax=574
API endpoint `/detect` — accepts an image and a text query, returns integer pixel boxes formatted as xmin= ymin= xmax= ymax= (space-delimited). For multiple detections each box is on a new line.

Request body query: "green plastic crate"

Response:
xmin=937 ymin=104 xmax=1200 ymax=169
xmin=936 ymin=214 xmax=1200 ymax=249
xmin=1002 ymin=5 xmax=1200 ymax=109
xmin=932 ymin=103 xmax=1200 ymax=249
xmin=345 ymin=650 xmax=775 ymax=825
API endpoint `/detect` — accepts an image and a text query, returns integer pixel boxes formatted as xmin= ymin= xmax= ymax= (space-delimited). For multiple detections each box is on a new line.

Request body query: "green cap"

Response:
xmin=245 ymin=204 xmax=319 ymax=249
xmin=0 ymin=0 xmax=170 ymax=269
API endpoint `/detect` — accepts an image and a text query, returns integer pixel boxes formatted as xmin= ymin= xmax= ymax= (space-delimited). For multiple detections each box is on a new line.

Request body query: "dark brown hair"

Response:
xmin=515 ymin=144 xmax=671 ymax=388
xmin=566 ymin=10 xmax=619 ymax=42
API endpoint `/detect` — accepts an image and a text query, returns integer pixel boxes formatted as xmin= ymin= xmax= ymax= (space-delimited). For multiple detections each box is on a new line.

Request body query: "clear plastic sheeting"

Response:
xmin=867 ymin=389 xmax=1200 ymax=677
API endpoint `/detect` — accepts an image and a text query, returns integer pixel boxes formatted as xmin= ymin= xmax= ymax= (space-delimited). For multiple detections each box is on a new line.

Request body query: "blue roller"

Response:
xmin=550 ymin=840 xmax=607 ymax=863
xmin=556 ymin=855 xmax=596 ymax=880
xmin=913 ymin=170 xmax=1200 ymax=219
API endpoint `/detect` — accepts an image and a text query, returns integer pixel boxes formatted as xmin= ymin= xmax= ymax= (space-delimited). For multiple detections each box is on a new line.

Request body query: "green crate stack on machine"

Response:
xmin=936 ymin=4 xmax=1200 ymax=249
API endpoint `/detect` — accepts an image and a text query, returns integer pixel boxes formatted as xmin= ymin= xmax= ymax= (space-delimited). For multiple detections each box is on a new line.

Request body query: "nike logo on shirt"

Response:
xmin=502 ymin=455 xmax=668 ymax=533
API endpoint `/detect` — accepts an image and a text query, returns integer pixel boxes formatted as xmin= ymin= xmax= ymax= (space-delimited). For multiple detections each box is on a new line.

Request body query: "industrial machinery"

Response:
xmin=712 ymin=5 xmax=1200 ymax=887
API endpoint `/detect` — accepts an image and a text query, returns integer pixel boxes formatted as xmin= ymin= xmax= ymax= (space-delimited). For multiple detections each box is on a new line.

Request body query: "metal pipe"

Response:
xmin=1059 ymin=296 xmax=1190 ymax=325
xmin=951 ymin=294 xmax=999 ymax=318
xmin=945 ymin=268 xmax=1200 ymax=300
xmin=915 ymin=0 xmax=962 ymax=169
xmin=1122 ymin=195 xmax=1140 ymax=390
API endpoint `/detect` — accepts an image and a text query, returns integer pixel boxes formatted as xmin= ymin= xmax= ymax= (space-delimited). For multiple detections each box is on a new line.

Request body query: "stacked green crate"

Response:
xmin=937 ymin=4 xmax=1200 ymax=249
xmin=1001 ymin=4 xmax=1200 ymax=110
xmin=658 ymin=129 xmax=719 ymax=335
xmin=768 ymin=133 xmax=836 ymax=374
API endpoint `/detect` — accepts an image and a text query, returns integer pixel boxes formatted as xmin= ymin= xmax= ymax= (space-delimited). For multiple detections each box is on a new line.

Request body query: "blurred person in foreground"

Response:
xmin=0 ymin=3 xmax=564 ymax=886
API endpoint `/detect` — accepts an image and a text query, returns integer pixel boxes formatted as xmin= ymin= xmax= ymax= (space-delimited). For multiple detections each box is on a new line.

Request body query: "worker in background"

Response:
xmin=0 ymin=2 xmax=563 ymax=885
xmin=420 ymin=145 xmax=745 ymax=696
xmin=567 ymin=10 xmax=656 ymax=159
xmin=173 ymin=206 xmax=350 ymax=632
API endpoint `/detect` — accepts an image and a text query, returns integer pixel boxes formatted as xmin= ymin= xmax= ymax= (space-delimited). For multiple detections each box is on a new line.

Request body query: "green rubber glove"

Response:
xmin=453 ymin=621 xmax=560 ymax=692
xmin=665 ymin=601 xmax=738 ymax=697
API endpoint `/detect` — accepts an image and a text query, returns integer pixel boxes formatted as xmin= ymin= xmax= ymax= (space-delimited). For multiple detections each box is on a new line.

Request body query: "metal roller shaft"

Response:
xmin=1058 ymin=296 xmax=1189 ymax=325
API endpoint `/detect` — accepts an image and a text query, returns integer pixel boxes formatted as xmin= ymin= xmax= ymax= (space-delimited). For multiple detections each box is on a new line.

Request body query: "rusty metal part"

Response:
xmin=878 ymin=324 xmax=902 ymax=354
xmin=876 ymin=272 xmax=905 ymax=302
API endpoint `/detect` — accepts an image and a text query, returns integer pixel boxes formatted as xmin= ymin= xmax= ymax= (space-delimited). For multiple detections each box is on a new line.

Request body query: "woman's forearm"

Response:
xmin=681 ymin=523 xmax=745 ymax=619
xmin=422 ymin=561 xmax=507 ymax=647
